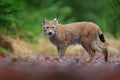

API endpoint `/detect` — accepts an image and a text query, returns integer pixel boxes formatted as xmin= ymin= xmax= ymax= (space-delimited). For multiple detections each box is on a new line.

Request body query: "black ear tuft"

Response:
xmin=54 ymin=16 xmax=59 ymax=23
xmin=56 ymin=16 xmax=59 ymax=21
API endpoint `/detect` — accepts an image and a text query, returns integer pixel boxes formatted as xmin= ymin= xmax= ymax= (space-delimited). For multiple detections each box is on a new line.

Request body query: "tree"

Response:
xmin=0 ymin=0 xmax=17 ymax=34
xmin=106 ymin=0 xmax=120 ymax=36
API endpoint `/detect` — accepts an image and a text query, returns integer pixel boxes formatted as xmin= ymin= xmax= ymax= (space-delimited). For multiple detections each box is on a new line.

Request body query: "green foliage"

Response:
xmin=0 ymin=0 xmax=120 ymax=39
xmin=105 ymin=0 xmax=120 ymax=36
xmin=0 ymin=46 xmax=8 ymax=54
xmin=0 ymin=0 xmax=15 ymax=34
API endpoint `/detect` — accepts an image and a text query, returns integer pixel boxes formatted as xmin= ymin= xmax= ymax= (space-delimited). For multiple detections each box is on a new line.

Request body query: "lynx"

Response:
xmin=42 ymin=17 xmax=108 ymax=62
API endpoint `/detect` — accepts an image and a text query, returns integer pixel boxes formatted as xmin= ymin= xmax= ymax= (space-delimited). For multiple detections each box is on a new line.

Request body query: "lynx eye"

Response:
xmin=52 ymin=26 xmax=55 ymax=28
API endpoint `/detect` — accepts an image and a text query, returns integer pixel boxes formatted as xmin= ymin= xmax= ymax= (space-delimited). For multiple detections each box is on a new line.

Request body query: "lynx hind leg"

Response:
xmin=93 ymin=41 xmax=108 ymax=62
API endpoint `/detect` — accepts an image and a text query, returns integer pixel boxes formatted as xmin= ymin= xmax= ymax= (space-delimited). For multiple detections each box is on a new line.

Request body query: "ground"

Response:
xmin=0 ymin=52 xmax=120 ymax=80
xmin=0 ymin=35 xmax=120 ymax=80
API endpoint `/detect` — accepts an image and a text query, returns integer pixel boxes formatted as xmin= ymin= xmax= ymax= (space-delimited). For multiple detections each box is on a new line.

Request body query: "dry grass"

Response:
xmin=36 ymin=37 xmax=57 ymax=54
xmin=37 ymin=34 xmax=120 ymax=55
xmin=105 ymin=34 xmax=120 ymax=54
xmin=0 ymin=35 xmax=34 ymax=55
xmin=0 ymin=34 xmax=120 ymax=56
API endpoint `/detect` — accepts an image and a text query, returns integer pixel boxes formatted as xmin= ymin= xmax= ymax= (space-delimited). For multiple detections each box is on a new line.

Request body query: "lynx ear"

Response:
xmin=54 ymin=16 xmax=59 ymax=23
xmin=42 ymin=17 xmax=47 ymax=25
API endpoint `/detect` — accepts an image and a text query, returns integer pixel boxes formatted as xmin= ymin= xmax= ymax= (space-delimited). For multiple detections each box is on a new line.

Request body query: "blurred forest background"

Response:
xmin=0 ymin=0 xmax=120 ymax=55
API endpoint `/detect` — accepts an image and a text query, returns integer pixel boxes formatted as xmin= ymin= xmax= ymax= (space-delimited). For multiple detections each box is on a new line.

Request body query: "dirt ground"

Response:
xmin=0 ymin=35 xmax=120 ymax=80
xmin=0 ymin=53 xmax=120 ymax=80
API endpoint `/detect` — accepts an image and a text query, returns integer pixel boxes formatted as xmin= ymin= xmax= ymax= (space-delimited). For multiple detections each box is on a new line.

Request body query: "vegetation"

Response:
xmin=0 ymin=0 xmax=120 ymax=37
xmin=0 ymin=1 xmax=120 ymax=79
xmin=0 ymin=0 xmax=120 ymax=54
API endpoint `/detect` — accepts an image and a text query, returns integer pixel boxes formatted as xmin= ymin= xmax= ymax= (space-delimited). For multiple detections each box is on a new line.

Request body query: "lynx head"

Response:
xmin=42 ymin=17 xmax=58 ymax=37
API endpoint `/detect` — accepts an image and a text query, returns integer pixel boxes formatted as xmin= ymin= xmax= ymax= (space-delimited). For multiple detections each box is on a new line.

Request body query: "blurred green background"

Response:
xmin=0 ymin=0 xmax=120 ymax=40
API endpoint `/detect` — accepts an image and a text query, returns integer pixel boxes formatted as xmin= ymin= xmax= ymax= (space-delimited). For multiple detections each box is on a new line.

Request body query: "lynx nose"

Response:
xmin=48 ymin=32 xmax=52 ymax=35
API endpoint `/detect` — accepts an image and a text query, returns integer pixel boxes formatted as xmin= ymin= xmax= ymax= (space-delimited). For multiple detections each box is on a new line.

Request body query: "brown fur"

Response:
xmin=42 ymin=18 xmax=108 ymax=62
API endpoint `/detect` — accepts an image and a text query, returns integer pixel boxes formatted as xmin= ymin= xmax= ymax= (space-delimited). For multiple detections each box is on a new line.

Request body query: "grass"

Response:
xmin=105 ymin=34 xmax=120 ymax=54
xmin=0 ymin=34 xmax=120 ymax=57
xmin=0 ymin=46 xmax=8 ymax=54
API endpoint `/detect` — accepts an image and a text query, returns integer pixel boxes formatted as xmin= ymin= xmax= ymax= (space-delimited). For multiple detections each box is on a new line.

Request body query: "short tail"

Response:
xmin=98 ymin=28 xmax=105 ymax=43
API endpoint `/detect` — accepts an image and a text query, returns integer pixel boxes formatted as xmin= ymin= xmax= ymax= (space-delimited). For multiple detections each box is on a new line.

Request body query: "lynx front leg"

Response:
xmin=57 ymin=46 xmax=67 ymax=59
